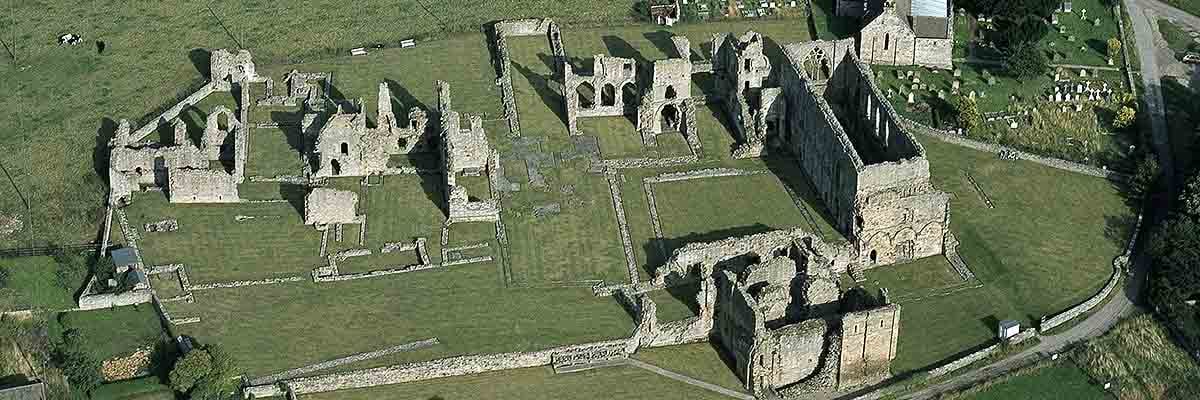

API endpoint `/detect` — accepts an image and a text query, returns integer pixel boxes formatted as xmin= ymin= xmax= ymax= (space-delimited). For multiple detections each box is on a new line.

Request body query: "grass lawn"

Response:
xmin=1074 ymin=314 xmax=1200 ymax=400
xmin=880 ymin=137 xmax=1133 ymax=373
xmin=859 ymin=256 xmax=964 ymax=300
xmin=0 ymin=0 xmax=636 ymax=249
xmin=300 ymin=365 xmax=733 ymax=400
xmin=167 ymin=265 xmax=632 ymax=376
xmin=0 ymin=256 xmax=76 ymax=311
xmin=633 ymin=342 xmax=744 ymax=392
xmin=502 ymin=162 xmax=627 ymax=284
xmin=122 ymin=191 xmax=324 ymax=283
xmin=55 ymin=304 xmax=163 ymax=362
xmin=90 ymin=377 xmax=176 ymax=400
xmin=246 ymin=127 xmax=304 ymax=178
xmin=960 ymin=362 xmax=1109 ymax=400
xmin=653 ymin=172 xmax=809 ymax=242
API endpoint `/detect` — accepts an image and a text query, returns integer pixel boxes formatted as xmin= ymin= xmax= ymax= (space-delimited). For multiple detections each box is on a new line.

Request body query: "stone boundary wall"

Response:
xmin=1039 ymin=211 xmax=1140 ymax=332
xmin=249 ymin=338 xmax=441 ymax=385
xmin=927 ymin=342 xmax=1000 ymax=377
xmin=605 ymin=173 xmax=640 ymax=284
xmin=77 ymin=290 xmax=153 ymax=311
xmin=130 ymin=82 xmax=218 ymax=143
xmin=599 ymin=154 xmax=700 ymax=169
xmin=492 ymin=19 xmax=557 ymax=137
xmin=644 ymin=168 xmax=766 ymax=183
xmin=900 ymin=117 xmax=1129 ymax=181
xmin=189 ymin=276 xmax=304 ymax=291
xmin=246 ymin=338 xmax=637 ymax=397
xmin=942 ymin=233 xmax=976 ymax=281
xmin=1038 ymin=252 xmax=1125 ymax=332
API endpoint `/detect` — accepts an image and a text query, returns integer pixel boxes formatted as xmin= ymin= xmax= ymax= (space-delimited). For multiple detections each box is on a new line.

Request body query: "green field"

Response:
xmin=166 ymin=267 xmax=631 ymax=376
xmin=0 ymin=256 xmax=77 ymax=311
xmin=874 ymin=136 xmax=1132 ymax=372
xmin=634 ymin=342 xmax=744 ymax=392
xmin=90 ymin=376 xmax=176 ymax=400
xmin=1074 ymin=315 xmax=1200 ymax=400
xmin=958 ymin=362 xmax=1109 ymax=400
xmin=55 ymin=305 xmax=164 ymax=362
xmin=300 ymin=365 xmax=733 ymax=400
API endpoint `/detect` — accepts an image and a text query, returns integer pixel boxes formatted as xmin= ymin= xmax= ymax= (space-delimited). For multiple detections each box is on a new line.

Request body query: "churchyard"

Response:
xmin=0 ymin=1 xmax=1158 ymax=399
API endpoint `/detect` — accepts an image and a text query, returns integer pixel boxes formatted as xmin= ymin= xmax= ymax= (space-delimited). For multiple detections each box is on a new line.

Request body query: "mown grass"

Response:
xmin=1073 ymin=314 xmax=1200 ymax=400
xmin=878 ymin=137 xmax=1132 ymax=373
xmin=633 ymin=342 xmax=744 ymax=392
xmin=167 ymin=266 xmax=632 ymax=376
xmin=1035 ymin=0 xmax=1121 ymax=66
xmin=55 ymin=304 xmax=163 ymax=362
xmin=0 ymin=256 xmax=76 ymax=311
xmin=122 ymin=191 xmax=323 ymax=283
xmin=300 ymin=365 xmax=733 ymax=400
xmin=90 ymin=376 xmax=176 ymax=400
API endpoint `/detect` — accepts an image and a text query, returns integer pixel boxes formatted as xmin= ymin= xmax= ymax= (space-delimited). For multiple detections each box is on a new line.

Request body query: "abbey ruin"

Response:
xmin=101 ymin=16 xmax=958 ymax=399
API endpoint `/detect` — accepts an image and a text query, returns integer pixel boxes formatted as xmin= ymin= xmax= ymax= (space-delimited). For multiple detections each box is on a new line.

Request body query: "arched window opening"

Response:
xmin=869 ymin=250 xmax=878 ymax=264
xmin=622 ymin=82 xmax=638 ymax=106
xmin=884 ymin=33 xmax=891 ymax=50
xmin=576 ymin=82 xmax=596 ymax=109
xmin=661 ymin=104 xmax=680 ymax=132
xmin=340 ymin=142 xmax=349 ymax=155
xmin=744 ymin=58 xmax=751 ymax=72
xmin=601 ymin=84 xmax=616 ymax=107
xmin=664 ymin=85 xmax=677 ymax=100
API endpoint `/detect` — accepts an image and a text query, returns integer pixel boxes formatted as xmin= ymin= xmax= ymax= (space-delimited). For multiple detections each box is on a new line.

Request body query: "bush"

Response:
xmin=1003 ymin=43 xmax=1049 ymax=79
xmin=169 ymin=345 xmax=240 ymax=400
xmin=1107 ymin=37 xmax=1123 ymax=61
xmin=54 ymin=329 xmax=103 ymax=393
xmin=51 ymin=249 xmax=89 ymax=292
xmin=1114 ymin=106 xmax=1137 ymax=130
xmin=955 ymin=95 xmax=983 ymax=131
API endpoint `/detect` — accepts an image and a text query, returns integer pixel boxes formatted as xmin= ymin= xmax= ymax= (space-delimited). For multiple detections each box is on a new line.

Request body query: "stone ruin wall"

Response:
xmin=492 ymin=18 xmax=562 ymax=137
xmin=563 ymin=55 xmax=638 ymax=135
xmin=837 ymin=304 xmax=900 ymax=389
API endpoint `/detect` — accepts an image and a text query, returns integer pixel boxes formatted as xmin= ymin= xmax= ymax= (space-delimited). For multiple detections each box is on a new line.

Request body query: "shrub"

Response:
xmin=955 ymin=95 xmax=982 ymax=131
xmin=1107 ymin=37 xmax=1123 ymax=61
xmin=1114 ymin=106 xmax=1136 ymax=130
xmin=1003 ymin=43 xmax=1048 ymax=79
xmin=169 ymin=345 xmax=240 ymax=400
xmin=54 ymin=329 xmax=103 ymax=393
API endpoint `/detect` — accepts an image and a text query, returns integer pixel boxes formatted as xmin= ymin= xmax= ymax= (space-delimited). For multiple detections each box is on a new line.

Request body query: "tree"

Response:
xmin=955 ymin=95 xmax=982 ymax=131
xmin=1003 ymin=43 xmax=1049 ymax=79
xmin=1114 ymin=106 xmax=1137 ymax=129
xmin=1130 ymin=154 xmax=1160 ymax=198
xmin=170 ymin=345 xmax=240 ymax=400
xmin=1107 ymin=37 xmax=1123 ymax=61
xmin=53 ymin=329 xmax=102 ymax=393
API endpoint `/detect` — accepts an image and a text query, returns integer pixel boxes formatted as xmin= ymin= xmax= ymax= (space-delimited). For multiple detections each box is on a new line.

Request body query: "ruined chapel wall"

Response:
xmin=837 ymin=304 xmax=899 ymax=389
xmin=779 ymin=59 xmax=860 ymax=233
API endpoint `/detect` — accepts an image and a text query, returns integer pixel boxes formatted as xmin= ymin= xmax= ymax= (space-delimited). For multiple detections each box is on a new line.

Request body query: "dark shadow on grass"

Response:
xmin=383 ymin=79 xmax=428 ymax=114
xmin=189 ymin=49 xmax=211 ymax=80
xmin=603 ymin=35 xmax=648 ymax=66
xmin=666 ymin=281 xmax=702 ymax=315
xmin=280 ymin=183 xmax=307 ymax=217
xmin=641 ymin=224 xmax=774 ymax=278
xmin=93 ymin=118 xmax=116 ymax=186
xmin=643 ymin=30 xmax=680 ymax=58
xmin=1085 ymin=38 xmax=1107 ymax=57
xmin=1104 ymin=214 xmax=1137 ymax=248
xmin=979 ymin=315 xmax=1000 ymax=333
xmin=512 ymin=60 xmax=570 ymax=130
xmin=707 ymin=339 xmax=745 ymax=385
xmin=418 ymin=167 xmax=449 ymax=218
xmin=762 ymin=156 xmax=842 ymax=236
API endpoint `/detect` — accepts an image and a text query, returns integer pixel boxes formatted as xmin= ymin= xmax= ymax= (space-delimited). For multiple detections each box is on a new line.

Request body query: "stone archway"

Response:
xmin=622 ymin=82 xmax=638 ymax=107
xmin=577 ymin=81 xmax=596 ymax=109
xmin=803 ymin=48 xmax=831 ymax=81
xmin=660 ymin=103 xmax=680 ymax=132
xmin=601 ymin=84 xmax=616 ymax=106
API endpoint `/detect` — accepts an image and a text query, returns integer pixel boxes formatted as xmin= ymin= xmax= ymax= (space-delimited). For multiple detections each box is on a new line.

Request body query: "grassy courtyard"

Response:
xmin=0 ymin=256 xmax=77 ymax=311
xmin=54 ymin=304 xmax=164 ymax=363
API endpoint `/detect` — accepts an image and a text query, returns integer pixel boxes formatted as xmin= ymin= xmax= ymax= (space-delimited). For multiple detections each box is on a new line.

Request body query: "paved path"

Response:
xmin=1129 ymin=0 xmax=1177 ymax=195
xmin=623 ymin=359 xmax=755 ymax=400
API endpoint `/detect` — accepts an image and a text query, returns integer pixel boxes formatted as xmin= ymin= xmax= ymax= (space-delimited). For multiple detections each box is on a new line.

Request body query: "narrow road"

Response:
xmin=856 ymin=2 xmax=1177 ymax=398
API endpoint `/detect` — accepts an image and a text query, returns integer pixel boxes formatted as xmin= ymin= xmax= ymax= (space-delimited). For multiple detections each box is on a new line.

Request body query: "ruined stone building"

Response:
xmin=438 ymin=81 xmax=499 ymax=224
xmin=108 ymin=49 xmax=255 ymax=205
xmin=840 ymin=0 xmax=954 ymax=69
xmin=773 ymin=40 xmax=949 ymax=268
xmin=308 ymin=83 xmax=431 ymax=179
xmin=640 ymin=228 xmax=899 ymax=396
xmin=559 ymin=34 xmax=700 ymax=149
xmin=711 ymin=30 xmax=786 ymax=157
